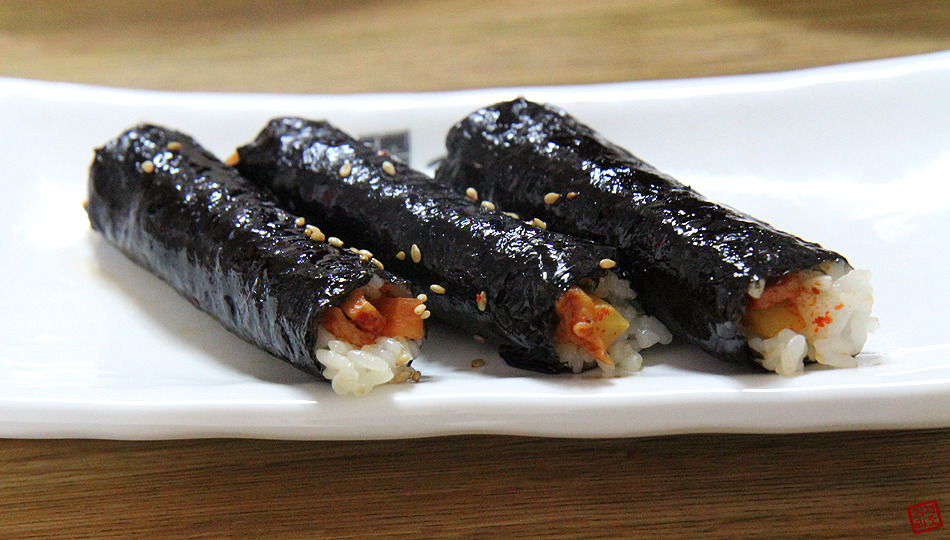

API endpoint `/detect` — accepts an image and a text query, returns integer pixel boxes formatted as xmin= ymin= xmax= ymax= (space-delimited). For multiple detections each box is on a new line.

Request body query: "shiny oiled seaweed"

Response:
xmin=435 ymin=98 xmax=850 ymax=366
xmin=86 ymin=124 xmax=390 ymax=378
xmin=236 ymin=118 xmax=617 ymax=373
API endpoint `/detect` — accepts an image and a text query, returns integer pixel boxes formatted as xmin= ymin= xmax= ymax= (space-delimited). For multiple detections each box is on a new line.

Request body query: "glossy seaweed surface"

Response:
xmin=436 ymin=98 xmax=849 ymax=365
xmin=86 ymin=124 xmax=385 ymax=377
xmin=236 ymin=118 xmax=616 ymax=373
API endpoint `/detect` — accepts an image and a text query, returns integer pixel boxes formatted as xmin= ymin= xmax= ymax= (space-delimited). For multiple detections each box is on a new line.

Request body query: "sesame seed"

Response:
xmin=465 ymin=187 xmax=478 ymax=201
xmin=471 ymin=358 xmax=486 ymax=368
xmin=480 ymin=201 xmax=495 ymax=211
xmin=413 ymin=304 xmax=427 ymax=316
xmin=328 ymin=236 xmax=343 ymax=248
xmin=140 ymin=161 xmax=155 ymax=173
xmin=411 ymin=370 xmax=422 ymax=382
xmin=476 ymin=291 xmax=487 ymax=312
xmin=371 ymin=258 xmax=384 ymax=270
xmin=429 ymin=284 xmax=446 ymax=294
xmin=396 ymin=251 xmax=406 ymax=260
xmin=421 ymin=310 xmax=432 ymax=320
xmin=304 ymin=225 xmax=325 ymax=241
xmin=416 ymin=293 xmax=428 ymax=302
xmin=349 ymin=247 xmax=360 ymax=254
xmin=503 ymin=211 xmax=520 ymax=219
xmin=392 ymin=370 xmax=411 ymax=384
xmin=382 ymin=161 xmax=396 ymax=176
xmin=339 ymin=161 xmax=352 ymax=178
xmin=566 ymin=192 xmax=579 ymax=200
xmin=473 ymin=334 xmax=486 ymax=343
xmin=358 ymin=249 xmax=374 ymax=260
xmin=294 ymin=217 xmax=306 ymax=227
xmin=599 ymin=258 xmax=617 ymax=269
xmin=531 ymin=218 xmax=547 ymax=229
xmin=166 ymin=141 xmax=182 ymax=152
xmin=544 ymin=192 xmax=561 ymax=205
xmin=410 ymin=244 xmax=421 ymax=263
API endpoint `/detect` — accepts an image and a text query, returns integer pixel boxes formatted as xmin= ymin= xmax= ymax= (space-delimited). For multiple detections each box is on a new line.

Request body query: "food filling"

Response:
xmin=554 ymin=272 xmax=672 ymax=376
xmin=316 ymin=278 xmax=425 ymax=395
xmin=742 ymin=261 xmax=877 ymax=375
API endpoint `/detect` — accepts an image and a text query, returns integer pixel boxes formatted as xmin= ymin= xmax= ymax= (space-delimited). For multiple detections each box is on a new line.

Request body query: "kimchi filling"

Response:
xmin=321 ymin=289 xmax=425 ymax=347
xmin=554 ymin=286 xmax=630 ymax=365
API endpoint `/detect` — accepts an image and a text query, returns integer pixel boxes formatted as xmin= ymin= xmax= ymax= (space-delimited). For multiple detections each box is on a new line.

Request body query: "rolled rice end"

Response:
xmin=554 ymin=271 xmax=671 ymax=377
xmin=743 ymin=262 xmax=876 ymax=375
xmin=315 ymin=278 xmax=424 ymax=395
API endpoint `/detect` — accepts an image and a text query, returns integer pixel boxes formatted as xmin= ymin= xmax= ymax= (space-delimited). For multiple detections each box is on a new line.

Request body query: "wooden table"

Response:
xmin=3 ymin=1 xmax=949 ymax=537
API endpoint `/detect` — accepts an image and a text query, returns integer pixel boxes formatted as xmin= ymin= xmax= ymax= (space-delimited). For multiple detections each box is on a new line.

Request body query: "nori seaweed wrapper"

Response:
xmin=435 ymin=98 xmax=851 ymax=366
xmin=235 ymin=117 xmax=617 ymax=373
xmin=86 ymin=123 xmax=396 ymax=378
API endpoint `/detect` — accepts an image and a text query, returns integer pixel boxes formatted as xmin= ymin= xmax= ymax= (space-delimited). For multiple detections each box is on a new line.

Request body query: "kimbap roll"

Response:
xmin=233 ymin=118 xmax=671 ymax=375
xmin=86 ymin=124 xmax=426 ymax=395
xmin=436 ymin=98 xmax=876 ymax=375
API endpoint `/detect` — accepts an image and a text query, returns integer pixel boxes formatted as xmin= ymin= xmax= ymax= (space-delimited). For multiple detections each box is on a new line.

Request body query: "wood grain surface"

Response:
xmin=3 ymin=1 xmax=949 ymax=538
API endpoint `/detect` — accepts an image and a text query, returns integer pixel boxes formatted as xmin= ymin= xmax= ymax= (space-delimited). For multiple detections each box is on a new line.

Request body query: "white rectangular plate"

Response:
xmin=1 ymin=52 xmax=949 ymax=439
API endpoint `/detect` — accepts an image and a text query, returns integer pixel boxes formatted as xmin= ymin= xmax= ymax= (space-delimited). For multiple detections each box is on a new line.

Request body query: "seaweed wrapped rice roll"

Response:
xmin=86 ymin=124 xmax=426 ymax=395
xmin=233 ymin=118 xmax=671 ymax=376
xmin=436 ymin=98 xmax=876 ymax=375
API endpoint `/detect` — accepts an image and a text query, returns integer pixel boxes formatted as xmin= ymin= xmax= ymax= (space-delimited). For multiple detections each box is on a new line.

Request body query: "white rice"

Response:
xmin=747 ymin=262 xmax=877 ymax=375
xmin=315 ymin=326 xmax=421 ymax=396
xmin=555 ymin=271 xmax=673 ymax=376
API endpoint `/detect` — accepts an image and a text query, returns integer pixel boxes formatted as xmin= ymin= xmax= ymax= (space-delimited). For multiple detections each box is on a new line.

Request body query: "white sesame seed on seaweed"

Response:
xmin=339 ymin=161 xmax=352 ymax=178
xmin=543 ymin=192 xmax=561 ymax=205
xmin=410 ymin=244 xmax=422 ymax=263
xmin=305 ymin=224 xmax=326 ymax=242
xmin=140 ymin=161 xmax=155 ymax=174
xmin=429 ymin=284 xmax=446 ymax=294
xmin=465 ymin=187 xmax=478 ymax=202
xmin=531 ymin=218 xmax=547 ymax=230
xmin=294 ymin=217 xmax=306 ymax=227
xmin=480 ymin=201 xmax=496 ymax=211
xmin=413 ymin=303 xmax=427 ymax=316
xmin=381 ymin=161 xmax=396 ymax=176
xmin=599 ymin=258 xmax=617 ymax=269
xmin=328 ymin=236 xmax=344 ymax=248
xmin=166 ymin=141 xmax=182 ymax=152
xmin=396 ymin=250 xmax=406 ymax=260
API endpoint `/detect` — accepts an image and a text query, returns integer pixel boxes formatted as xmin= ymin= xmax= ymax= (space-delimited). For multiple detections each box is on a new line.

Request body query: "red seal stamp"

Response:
xmin=908 ymin=500 xmax=942 ymax=534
